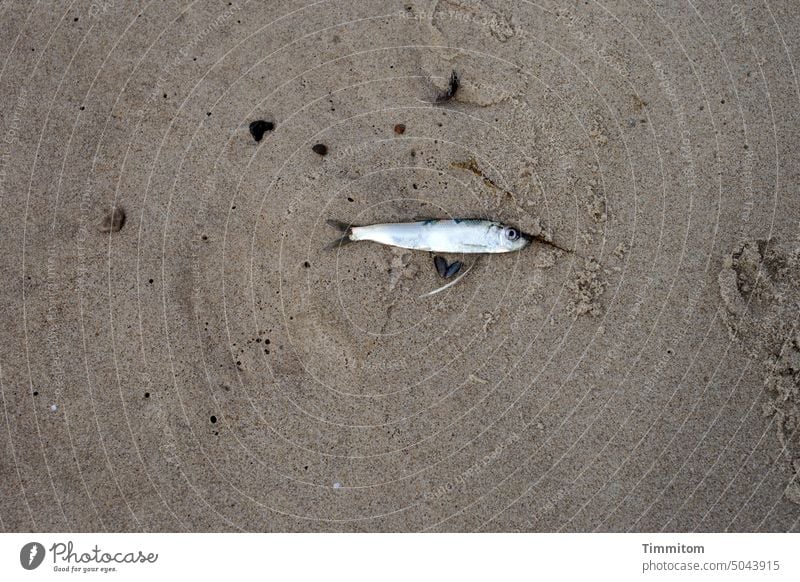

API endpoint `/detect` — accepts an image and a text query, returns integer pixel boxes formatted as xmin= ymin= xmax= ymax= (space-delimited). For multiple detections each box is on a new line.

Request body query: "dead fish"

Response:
xmin=326 ymin=218 xmax=531 ymax=254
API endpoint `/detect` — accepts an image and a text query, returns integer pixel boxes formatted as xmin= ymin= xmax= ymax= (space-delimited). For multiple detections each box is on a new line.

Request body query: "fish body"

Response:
xmin=327 ymin=219 xmax=531 ymax=254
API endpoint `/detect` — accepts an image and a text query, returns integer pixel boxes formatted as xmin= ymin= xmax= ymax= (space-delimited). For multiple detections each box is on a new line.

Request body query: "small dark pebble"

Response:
xmin=210 ymin=415 xmax=217 ymax=424
xmin=303 ymin=261 xmax=311 ymax=268
xmin=144 ymin=392 xmax=150 ymax=398
xmin=100 ymin=206 xmax=125 ymax=233
xmin=312 ymin=143 xmax=328 ymax=156
xmin=249 ymin=120 xmax=274 ymax=142
xmin=394 ymin=123 xmax=406 ymax=134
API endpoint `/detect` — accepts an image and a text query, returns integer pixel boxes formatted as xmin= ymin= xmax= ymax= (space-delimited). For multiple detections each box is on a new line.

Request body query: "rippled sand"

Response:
xmin=0 ymin=1 xmax=798 ymax=531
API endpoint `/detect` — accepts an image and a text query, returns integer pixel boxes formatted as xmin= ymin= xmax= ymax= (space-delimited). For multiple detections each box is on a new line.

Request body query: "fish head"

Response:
xmin=492 ymin=223 xmax=531 ymax=252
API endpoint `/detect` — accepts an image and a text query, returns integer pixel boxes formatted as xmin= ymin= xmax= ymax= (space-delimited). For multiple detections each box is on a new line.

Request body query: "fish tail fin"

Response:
xmin=325 ymin=219 xmax=355 ymax=249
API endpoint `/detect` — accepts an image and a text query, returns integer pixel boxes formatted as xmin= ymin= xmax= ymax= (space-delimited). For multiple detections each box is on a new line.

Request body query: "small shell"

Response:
xmin=445 ymin=261 xmax=462 ymax=278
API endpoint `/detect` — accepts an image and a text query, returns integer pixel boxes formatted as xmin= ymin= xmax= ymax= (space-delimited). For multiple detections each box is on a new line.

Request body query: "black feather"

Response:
xmin=434 ymin=256 xmax=448 ymax=278
xmin=435 ymin=70 xmax=459 ymax=104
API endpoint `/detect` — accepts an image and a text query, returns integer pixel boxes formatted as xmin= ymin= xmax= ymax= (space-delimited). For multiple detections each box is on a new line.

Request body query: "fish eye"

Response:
xmin=505 ymin=228 xmax=519 ymax=241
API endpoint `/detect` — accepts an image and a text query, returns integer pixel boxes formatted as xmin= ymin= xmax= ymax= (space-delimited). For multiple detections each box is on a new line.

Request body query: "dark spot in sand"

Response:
xmin=210 ymin=415 xmax=217 ymax=424
xmin=100 ymin=206 xmax=126 ymax=233
xmin=303 ymin=261 xmax=311 ymax=268
xmin=312 ymin=143 xmax=328 ymax=156
xmin=249 ymin=120 xmax=274 ymax=142
xmin=144 ymin=392 xmax=150 ymax=398
xmin=394 ymin=123 xmax=406 ymax=134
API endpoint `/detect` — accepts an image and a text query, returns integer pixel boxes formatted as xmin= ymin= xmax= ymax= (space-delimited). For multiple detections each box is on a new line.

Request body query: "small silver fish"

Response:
xmin=326 ymin=218 xmax=532 ymax=254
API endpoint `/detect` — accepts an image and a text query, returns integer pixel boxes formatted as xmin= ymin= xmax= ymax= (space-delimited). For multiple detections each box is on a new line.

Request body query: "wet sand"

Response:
xmin=1 ymin=0 xmax=799 ymax=531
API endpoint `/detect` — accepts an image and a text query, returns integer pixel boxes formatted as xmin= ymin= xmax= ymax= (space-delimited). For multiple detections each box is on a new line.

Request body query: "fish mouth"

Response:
xmin=520 ymin=232 xmax=534 ymax=246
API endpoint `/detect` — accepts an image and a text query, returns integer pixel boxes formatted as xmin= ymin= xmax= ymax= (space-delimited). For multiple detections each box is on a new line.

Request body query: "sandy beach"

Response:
xmin=1 ymin=0 xmax=798 ymax=532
